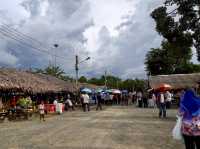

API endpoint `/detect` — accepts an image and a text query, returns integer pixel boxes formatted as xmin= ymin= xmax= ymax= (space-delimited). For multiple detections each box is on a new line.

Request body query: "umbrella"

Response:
xmin=81 ymin=88 xmax=92 ymax=93
xmin=147 ymin=88 xmax=154 ymax=92
xmin=96 ymin=88 xmax=104 ymax=93
xmin=105 ymin=89 xmax=113 ymax=93
xmin=122 ymin=90 xmax=128 ymax=94
xmin=112 ymin=89 xmax=121 ymax=94
xmin=155 ymin=83 xmax=172 ymax=91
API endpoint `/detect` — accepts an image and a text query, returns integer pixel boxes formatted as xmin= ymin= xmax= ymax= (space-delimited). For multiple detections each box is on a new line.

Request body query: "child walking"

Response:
xmin=39 ymin=101 xmax=45 ymax=122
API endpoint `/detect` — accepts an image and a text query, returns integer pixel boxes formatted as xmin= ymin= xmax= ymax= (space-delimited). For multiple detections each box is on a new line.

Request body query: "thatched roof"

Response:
xmin=0 ymin=68 xmax=76 ymax=93
xmin=150 ymin=73 xmax=200 ymax=89
xmin=79 ymin=83 xmax=104 ymax=89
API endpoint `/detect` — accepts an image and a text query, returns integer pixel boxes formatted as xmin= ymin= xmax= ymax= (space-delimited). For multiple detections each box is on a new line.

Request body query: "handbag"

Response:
xmin=172 ymin=115 xmax=183 ymax=140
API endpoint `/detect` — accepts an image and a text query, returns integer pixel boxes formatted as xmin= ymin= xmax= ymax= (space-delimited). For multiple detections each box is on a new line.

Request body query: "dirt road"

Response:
xmin=0 ymin=106 xmax=184 ymax=149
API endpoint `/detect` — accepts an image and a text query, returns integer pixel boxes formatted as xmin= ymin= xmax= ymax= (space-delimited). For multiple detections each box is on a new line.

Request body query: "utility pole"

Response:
xmin=74 ymin=55 xmax=90 ymax=102
xmin=75 ymin=55 xmax=79 ymax=90
xmin=105 ymin=70 xmax=107 ymax=89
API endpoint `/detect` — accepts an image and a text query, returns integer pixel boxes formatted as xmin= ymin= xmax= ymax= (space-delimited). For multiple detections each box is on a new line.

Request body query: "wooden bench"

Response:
xmin=0 ymin=112 xmax=8 ymax=122
xmin=7 ymin=108 xmax=33 ymax=121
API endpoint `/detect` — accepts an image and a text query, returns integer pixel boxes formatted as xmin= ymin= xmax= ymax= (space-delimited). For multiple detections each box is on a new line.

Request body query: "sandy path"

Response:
xmin=0 ymin=106 xmax=184 ymax=149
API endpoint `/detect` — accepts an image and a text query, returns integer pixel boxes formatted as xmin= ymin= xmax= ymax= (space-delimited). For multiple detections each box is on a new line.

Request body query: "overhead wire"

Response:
xmin=1 ymin=23 xmax=73 ymax=59
xmin=0 ymin=22 xmax=93 ymax=75
xmin=0 ymin=22 xmax=74 ymax=61
xmin=0 ymin=30 xmax=75 ymax=70
xmin=1 ymin=23 xmax=50 ymax=50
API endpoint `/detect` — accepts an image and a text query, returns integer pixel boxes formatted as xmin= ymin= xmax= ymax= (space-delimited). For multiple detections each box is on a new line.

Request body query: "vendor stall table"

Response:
xmin=45 ymin=104 xmax=65 ymax=114
xmin=0 ymin=111 xmax=7 ymax=122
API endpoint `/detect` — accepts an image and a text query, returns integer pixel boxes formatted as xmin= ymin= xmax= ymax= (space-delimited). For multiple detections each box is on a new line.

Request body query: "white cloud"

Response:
xmin=0 ymin=40 xmax=18 ymax=66
xmin=0 ymin=0 xmax=93 ymax=75
xmin=88 ymin=0 xmax=136 ymax=36
xmin=84 ymin=0 xmax=164 ymax=78
xmin=1 ymin=0 xmax=183 ymax=79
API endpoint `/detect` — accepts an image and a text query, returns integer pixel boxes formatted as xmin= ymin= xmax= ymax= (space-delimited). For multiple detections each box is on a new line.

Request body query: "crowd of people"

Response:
xmin=1 ymin=88 xmax=200 ymax=149
xmin=0 ymin=89 xmax=177 ymax=122
xmin=134 ymin=90 xmax=174 ymax=118
xmin=77 ymin=89 xmax=176 ymax=120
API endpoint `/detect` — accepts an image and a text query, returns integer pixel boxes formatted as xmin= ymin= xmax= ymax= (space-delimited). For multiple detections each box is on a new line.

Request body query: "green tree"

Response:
xmin=145 ymin=48 xmax=169 ymax=75
xmin=34 ymin=68 xmax=44 ymax=74
xmin=59 ymin=75 xmax=74 ymax=82
xmin=103 ymin=75 xmax=121 ymax=88
xmin=145 ymin=42 xmax=193 ymax=75
xmin=120 ymin=79 xmax=135 ymax=91
xmin=163 ymin=0 xmax=200 ymax=60
xmin=135 ymin=79 xmax=146 ymax=90
xmin=34 ymin=66 xmax=73 ymax=82
xmin=88 ymin=77 xmax=103 ymax=86
xmin=87 ymin=75 xmax=146 ymax=92
xmin=44 ymin=66 xmax=65 ymax=78
xmin=145 ymin=3 xmax=200 ymax=75
xmin=79 ymin=76 xmax=87 ymax=83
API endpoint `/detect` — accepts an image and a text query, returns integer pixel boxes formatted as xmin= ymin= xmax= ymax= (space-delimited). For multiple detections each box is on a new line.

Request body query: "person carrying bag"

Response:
xmin=174 ymin=89 xmax=200 ymax=149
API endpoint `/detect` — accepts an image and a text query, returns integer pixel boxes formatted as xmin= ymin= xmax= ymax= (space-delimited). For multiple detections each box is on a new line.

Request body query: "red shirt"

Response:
xmin=10 ymin=97 xmax=16 ymax=107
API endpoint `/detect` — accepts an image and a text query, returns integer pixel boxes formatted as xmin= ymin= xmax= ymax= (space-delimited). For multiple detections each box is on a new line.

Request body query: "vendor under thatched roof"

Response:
xmin=0 ymin=68 xmax=76 ymax=93
xmin=150 ymin=73 xmax=200 ymax=90
xmin=79 ymin=83 xmax=104 ymax=90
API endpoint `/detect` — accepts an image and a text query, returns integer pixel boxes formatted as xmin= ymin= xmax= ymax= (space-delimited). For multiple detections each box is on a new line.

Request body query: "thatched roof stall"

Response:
xmin=79 ymin=83 xmax=103 ymax=90
xmin=0 ymin=68 xmax=76 ymax=94
xmin=150 ymin=73 xmax=200 ymax=90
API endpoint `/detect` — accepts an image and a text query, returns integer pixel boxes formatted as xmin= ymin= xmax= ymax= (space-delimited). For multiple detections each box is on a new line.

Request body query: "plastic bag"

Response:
xmin=172 ymin=115 xmax=183 ymax=140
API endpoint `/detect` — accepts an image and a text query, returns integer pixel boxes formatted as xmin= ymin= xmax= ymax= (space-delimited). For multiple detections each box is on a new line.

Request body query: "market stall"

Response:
xmin=45 ymin=104 xmax=65 ymax=114
xmin=0 ymin=68 xmax=76 ymax=121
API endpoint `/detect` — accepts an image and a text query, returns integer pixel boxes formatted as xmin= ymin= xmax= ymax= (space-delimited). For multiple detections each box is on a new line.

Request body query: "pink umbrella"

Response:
xmin=155 ymin=83 xmax=172 ymax=92
xmin=112 ymin=89 xmax=121 ymax=94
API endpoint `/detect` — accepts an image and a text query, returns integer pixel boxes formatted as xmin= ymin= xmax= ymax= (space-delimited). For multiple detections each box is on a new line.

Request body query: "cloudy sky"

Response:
xmin=0 ymin=0 xmax=192 ymax=79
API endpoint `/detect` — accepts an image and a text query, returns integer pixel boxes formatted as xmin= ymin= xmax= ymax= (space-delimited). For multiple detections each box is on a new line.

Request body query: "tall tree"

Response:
xmin=152 ymin=1 xmax=200 ymax=60
xmin=164 ymin=0 xmax=200 ymax=60
xmin=145 ymin=41 xmax=193 ymax=75
xmin=79 ymin=76 xmax=87 ymax=83
xmin=145 ymin=1 xmax=200 ymax=75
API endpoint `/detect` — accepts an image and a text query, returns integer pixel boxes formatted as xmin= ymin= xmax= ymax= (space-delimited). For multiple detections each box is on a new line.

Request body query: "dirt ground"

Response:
xmin=0 ymin=106 xmax=184 ymax=149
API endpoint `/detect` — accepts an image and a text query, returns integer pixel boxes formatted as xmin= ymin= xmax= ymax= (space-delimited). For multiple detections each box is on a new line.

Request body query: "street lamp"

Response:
xmin=75 ymin=55 xmax=90 ymax=91
xmin=53 ymin=44 xmax=59 ymax=67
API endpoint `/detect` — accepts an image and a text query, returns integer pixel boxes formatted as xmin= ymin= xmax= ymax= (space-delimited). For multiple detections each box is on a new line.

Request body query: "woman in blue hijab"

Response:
xmin=179 ymin=89 xmax=200 ymax=149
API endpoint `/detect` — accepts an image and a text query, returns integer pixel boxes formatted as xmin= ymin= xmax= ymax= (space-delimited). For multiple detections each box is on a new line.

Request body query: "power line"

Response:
xmin=0 ymin=29 xmax=52 ymax=55
xmin=0 ymin=23 xmax=54 ymax=55
xmin=0 ymin=27 xmax=73 ymax=61
xmin=0 ymin=32 xmax=74 ymax=67
xmin=0 ymin=23 xmax=50 ymax=51
xmin=4 ymin=46 xmax=74 ymax=71
xmin=0 ymin=22 xmax=74 ymax=61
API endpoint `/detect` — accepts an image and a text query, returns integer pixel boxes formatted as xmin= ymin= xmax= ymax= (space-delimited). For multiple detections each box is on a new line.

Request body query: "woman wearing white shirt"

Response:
xmin=83 ymin=93 xmax=90 ymax=112
xmin=158 ymin=92 xmax=167 ymax=118
xmin=165 ymin=91 xmax=172 ymax=109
